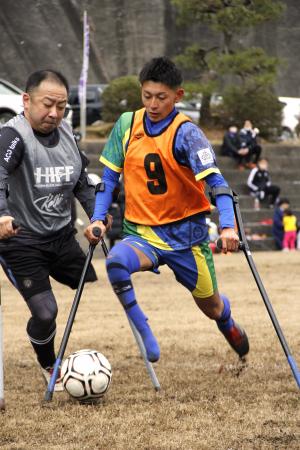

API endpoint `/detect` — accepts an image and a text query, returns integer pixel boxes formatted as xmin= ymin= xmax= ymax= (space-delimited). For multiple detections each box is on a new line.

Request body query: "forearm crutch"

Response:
xmin=101 ymin=239 xmax=161 ymax=391
xmin=228 ymin=191 xmax=300 ymax=389
xmin=44 ymin=228 xmax=101 ymax=402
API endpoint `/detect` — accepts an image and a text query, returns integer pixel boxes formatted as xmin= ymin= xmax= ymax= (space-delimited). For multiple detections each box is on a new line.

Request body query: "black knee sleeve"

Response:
xmin=26 ymin=290 xmax=58 ymax=343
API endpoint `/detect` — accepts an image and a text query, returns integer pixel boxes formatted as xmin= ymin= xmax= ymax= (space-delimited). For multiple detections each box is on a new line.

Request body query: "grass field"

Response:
xmin=0 ymin=250 xmax=299 ymax=449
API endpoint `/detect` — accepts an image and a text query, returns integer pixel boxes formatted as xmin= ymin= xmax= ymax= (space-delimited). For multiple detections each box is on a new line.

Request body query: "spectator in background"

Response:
xmin=247 ymin=158 xmax=280 ymax=209
xmin=239 ymin=120 xmax=262 ymax=168
xmin=221 ymin=125 xmax=251 ymax=170
xmin=282 ymin=208 xmax=298 ymax=251
xmin=272 ymin=198 xmax=290 ymax=250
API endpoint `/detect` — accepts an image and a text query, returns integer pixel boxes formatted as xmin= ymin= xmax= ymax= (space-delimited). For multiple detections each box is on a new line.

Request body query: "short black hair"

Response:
xmin=139 ymin=57 xmax=183 ymax=88
xmin=278 ymin=198 xmax=290 ymax=206
xmin=25 ymin=69 xmax=69 ymax=94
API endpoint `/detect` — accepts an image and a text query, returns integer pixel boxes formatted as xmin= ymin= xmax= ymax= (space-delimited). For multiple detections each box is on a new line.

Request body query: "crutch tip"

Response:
xmin=41 ymin=391 xmax=54 ymax=407
xmin=0 ymin=398 xmax=5 ymax=411
xmin=41 ymin=399 xmax=54 ymax=408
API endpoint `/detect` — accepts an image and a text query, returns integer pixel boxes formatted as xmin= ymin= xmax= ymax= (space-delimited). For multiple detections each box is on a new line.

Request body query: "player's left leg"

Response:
xmin=164 ymin=242 xmax=249 ymax=358
xmin=193 ymin=292 xmax=249 ymax=358
xmin=26 ymin=290 xmax=63 ymax=391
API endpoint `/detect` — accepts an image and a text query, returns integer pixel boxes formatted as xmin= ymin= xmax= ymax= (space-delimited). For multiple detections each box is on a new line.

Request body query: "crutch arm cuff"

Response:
xmin=209 ymin=187 xmax=233 ymax=206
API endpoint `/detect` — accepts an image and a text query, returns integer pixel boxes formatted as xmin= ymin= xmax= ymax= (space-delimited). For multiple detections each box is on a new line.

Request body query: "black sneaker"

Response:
xmin=221 ymin=322 xmax=249 ymax=358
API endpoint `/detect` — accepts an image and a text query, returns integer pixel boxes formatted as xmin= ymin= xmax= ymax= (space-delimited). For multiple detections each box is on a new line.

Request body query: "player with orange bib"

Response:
xmin=85 ymin=57 xmax=249 ymax=363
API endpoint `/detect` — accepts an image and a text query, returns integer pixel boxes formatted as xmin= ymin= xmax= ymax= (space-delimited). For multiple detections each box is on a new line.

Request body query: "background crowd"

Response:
xmin=221 ymin=120 xmax=299 ymax=251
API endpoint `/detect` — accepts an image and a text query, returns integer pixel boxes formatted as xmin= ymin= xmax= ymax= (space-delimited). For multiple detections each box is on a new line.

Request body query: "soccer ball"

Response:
xmin=61 ymin=349 xmax=112 ymax=403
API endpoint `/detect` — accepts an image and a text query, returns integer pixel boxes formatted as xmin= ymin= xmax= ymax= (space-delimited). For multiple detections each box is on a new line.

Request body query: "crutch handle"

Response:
xmin=92 ymin=227 xmax=101 ymax=238
xmin=216 ymin=238 xmax=245 ymax=251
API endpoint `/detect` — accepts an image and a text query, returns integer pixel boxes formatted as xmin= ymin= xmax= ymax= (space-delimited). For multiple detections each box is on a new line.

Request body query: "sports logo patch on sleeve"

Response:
xmin=197 ymin=147 xmax=214 ymax=166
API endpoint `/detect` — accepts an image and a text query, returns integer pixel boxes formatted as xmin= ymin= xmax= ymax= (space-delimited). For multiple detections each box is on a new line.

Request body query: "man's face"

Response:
xmin=141 ymin=81 xmax=184 ymax=122
xmin=23 ymin=80 xmax=68 ymax=133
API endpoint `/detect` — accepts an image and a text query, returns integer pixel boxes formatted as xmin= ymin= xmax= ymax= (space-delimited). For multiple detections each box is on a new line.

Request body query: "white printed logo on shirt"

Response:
xmin=34 ymin=166 xmax=74 ymax=185
xmin=197 ymin=148 xmax=214 ymax=166
xmin=34 ymin=193 xmax=65 ymax=216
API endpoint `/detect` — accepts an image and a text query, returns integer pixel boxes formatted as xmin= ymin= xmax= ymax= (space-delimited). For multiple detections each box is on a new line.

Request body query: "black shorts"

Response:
xmin=0 ymin=231 xmax=97 ymax=300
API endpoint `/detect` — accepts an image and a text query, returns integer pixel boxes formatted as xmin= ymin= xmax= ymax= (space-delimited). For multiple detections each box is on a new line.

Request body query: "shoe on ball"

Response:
xmin=221 ymin=322 xmax=249 ymax=358
xmin=41 ymin=366 xmax=64 ymax=392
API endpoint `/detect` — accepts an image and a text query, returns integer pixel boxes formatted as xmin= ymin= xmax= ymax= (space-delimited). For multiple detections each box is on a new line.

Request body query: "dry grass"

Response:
xmin=0 ymin=251 xmax=299 ymax=449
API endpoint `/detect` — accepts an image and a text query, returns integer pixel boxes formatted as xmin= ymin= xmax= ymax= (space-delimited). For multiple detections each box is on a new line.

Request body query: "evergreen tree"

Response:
xmin=171 ymin=0 xmax=285 ymax=134
xmin=102 ymin=76 xmax=141 ymax=122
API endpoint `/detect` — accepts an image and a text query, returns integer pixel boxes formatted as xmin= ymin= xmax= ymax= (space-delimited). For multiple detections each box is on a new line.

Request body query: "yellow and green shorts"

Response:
xmin=123 ymin=235 xmax=217 ymax=299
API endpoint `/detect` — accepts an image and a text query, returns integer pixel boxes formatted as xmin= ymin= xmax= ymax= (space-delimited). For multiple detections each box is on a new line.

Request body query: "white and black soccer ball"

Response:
xmin=61 ymin=349 xmax=112 ymax=403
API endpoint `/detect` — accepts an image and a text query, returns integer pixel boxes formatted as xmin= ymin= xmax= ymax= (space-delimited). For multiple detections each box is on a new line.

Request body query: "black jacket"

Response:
xmin=247 ymin=167 xmax=271 ymax=192
xmin=239 ymin=128 xmax=258 ymax=150
xmin=221 ymin=131 xmax=242 ymax=156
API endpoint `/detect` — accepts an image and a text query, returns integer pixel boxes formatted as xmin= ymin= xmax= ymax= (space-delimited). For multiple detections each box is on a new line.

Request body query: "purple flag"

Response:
xmin=78 ymin=11 xmax=90 ymax=105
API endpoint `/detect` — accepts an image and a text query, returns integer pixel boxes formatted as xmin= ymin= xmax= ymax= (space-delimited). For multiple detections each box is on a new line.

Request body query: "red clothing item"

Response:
xmin=283 ymin=230 xmax=296 ymax=250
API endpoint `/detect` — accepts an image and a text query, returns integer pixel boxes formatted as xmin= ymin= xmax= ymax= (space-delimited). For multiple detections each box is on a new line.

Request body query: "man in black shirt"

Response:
xmin=0 ymin=70 xmax=110 ymax=390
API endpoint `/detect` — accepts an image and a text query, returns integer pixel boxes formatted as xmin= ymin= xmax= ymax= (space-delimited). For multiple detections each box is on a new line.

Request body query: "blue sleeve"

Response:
xmin=91 ymin=166 xmax=120 ymax=222
xmin=205 ymin=173 xmax=235 ymax=229
xmin=174 ymin=122 xmax=220 ymax=181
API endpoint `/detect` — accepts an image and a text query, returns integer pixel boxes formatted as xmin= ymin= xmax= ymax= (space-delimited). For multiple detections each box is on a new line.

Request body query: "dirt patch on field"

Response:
xmin=0 ymin=251 xmax=299 ymax=449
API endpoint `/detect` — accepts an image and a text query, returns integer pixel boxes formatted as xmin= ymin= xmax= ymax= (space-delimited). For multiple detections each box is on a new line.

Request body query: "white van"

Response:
xmin=278 ymin=96 xmax=300 ymax=138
